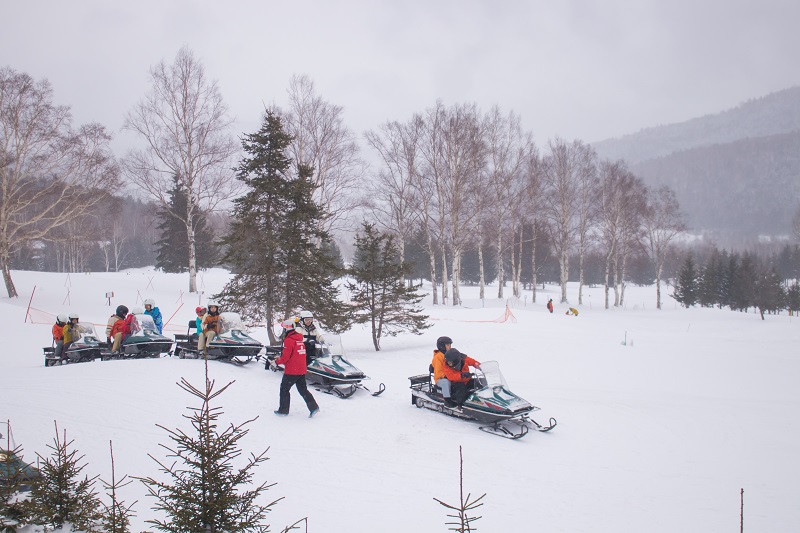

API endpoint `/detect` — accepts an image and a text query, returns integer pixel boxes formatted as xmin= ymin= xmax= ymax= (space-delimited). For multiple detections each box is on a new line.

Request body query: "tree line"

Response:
xmin=3 ymin=47 xmax=798 ymax=314
xmin=672 ymin=244 xmax=800 ymax=319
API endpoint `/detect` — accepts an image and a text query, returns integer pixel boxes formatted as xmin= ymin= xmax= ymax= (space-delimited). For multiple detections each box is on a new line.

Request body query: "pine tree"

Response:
xmin=28 ymin=422 xmax=103 ymax=532
xmin=1 ymin=444 xmax=33 ymax=530
xmin=697 ymin=251 xmax=720 ymax=307
xmin=786 ymin=282 xmax=800 ymax=314
xmin=99 ymin=441 xmax=135 ymax=533
xmin=155 ymin=175 xmax=218 ymax=273
xmin=731 ymin=253 xmax=758 ymax=312
xmin=217 ymin=111 xmax=349 ymax=344
xmin=138 ymin=361 xmax=279 ymax=533
xmin=753 ymin=263 xmax=786 ymax=319
xmin=346 ymin=221 xmax=431 ymax=351
xmin=671 ymin=253 xmax=697 ymax=308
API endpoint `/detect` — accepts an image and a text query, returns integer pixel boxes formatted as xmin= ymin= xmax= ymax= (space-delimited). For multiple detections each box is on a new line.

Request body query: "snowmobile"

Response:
xmin=265 ymin=334 xmax=386 ymax=398
xmin=104 ymin=313 xmax=174 ymax=359
xmin=408 ymin=361 xmax=556 ymax=439
xmin=173 ymin=312 xmax=263 ymax=364
xmin=44 ymin=324 xmax=104 ymax=366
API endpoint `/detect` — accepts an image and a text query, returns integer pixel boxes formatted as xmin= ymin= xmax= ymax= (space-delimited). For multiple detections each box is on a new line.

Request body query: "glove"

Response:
xmin=461 ymin=372 xmax=471 ymax=379
xmin=269 ymin=360 xmax=279 ymax=372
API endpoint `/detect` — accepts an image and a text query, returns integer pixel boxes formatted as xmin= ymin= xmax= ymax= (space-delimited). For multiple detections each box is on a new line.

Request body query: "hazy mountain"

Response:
xmin=593 ymin=86 xmax=800 ymax=165
xmin=592 ymin=87 xmax=800 ymax=244
xmin=630 ymin=131 xmax=800 ymax=240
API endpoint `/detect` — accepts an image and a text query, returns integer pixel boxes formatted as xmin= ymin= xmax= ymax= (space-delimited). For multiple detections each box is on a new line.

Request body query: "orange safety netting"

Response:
xmin=430 ymin=303 xmax=517 ymax=324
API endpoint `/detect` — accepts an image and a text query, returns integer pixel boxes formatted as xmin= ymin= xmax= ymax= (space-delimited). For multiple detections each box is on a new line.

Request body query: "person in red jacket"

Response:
xmin=273 ymin=317 xmax=320 ymax=417
xmin=443 ymin=348 xmax=481 ymax=409
xmin=110 ymin=309 xmax=132 ymax=353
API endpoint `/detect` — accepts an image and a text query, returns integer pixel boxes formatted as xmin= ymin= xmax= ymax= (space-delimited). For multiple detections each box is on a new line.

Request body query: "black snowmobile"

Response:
xmin=44 ymin=324 xmax=104 ymax=366
xmin=173 ymin=312 xmax=263 ymax=364
xmin=409 ymin=361 xmax=556 ymax=439
xmin=104 ymin=313 xmax=174 ymax=359
xmin=266 ymin=334 xmax=386 ymax=398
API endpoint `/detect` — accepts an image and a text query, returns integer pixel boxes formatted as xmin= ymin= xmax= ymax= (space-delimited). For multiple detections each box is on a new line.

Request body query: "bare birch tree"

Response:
xmin=575 ymin=144 xmax=599 ymax=305
xmin=541 ymin=138 xmax=583 ymax=303
xmin=123 ymin=46 xmax=238 ymax=293
xmin=422 ymin=102 xmax=485 ymax=306
xmin=0 ymin=67 xmax=120 ymax=297
xmin=364 ymin=115 xmax=425 ymax=267
xmin=283 ymin=74 xmax=365 ymax=236
xmin=482 ymin=106 xmax=528 ymax=300
xmin=641 ymin=185 xmax=686 ymax=309
xmin=523 ymin=145 xmax=544 ymax=303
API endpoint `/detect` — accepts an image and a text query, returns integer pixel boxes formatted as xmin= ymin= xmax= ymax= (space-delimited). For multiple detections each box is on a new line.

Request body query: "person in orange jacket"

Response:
xmin=443 ymin=348 xmax=481 ymax=408
xmin=430 ymin=336 xmax=453 ymax=406
xmin=52 ymin=314 xmax=67 ymax=362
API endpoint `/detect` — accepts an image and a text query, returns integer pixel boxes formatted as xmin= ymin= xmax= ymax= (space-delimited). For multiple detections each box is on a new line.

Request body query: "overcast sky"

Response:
xmin=2 ymin=0 xmax=799 ymax=158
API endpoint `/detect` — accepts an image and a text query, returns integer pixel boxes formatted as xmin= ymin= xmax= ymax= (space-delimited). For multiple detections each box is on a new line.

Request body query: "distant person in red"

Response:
xmin=273 ymin=318 xmax=320 ymax=418
xmin=546 ymin=298 xmax=554 ymax=313
xmin=442 ymin=348 xmax=481 ymax=409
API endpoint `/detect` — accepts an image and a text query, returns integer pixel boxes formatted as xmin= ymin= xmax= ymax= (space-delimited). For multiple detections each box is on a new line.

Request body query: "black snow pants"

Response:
xmin=277 ymin=374 xmax=319 ymax=414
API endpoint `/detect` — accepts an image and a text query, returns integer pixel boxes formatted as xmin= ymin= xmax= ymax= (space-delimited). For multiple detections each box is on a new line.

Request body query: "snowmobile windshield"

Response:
xmin=218 ymin=312 xmax=246 ymax=335
xmin=317 ymin=334 xmax=344 ymax=358
xmin=133 ymin=314 xmax=159 ymax=336
xmin=74 ymin=324 xmax=99 ymax=342
xmin=475 ymin=361 xmax=508 ymax=389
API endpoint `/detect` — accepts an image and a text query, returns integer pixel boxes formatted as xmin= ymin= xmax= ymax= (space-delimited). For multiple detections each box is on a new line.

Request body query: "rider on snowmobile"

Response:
xmin=431 ymin=336 xmax=454 ymax=406
xmin=298 ymin=310 xmax=325 ymax=357
xmin=443 ymin=348 xmax=481 ymax=408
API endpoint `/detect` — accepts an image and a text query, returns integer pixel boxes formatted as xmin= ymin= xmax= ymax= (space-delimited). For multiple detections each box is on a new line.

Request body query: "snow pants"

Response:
xmin=197 ymin=330 xmax=216 ymax=353
xmin=434 ymin=378 xmax=451 ymax=399
xmin=277 ymin=374 xmax=319 ymax=415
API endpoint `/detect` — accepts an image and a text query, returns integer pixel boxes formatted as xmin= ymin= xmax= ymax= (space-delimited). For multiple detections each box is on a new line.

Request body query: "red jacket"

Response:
xmin=110 ymin=317 xmax=130 ymax=338
xmin=52 ymin=324 xmax=64 ymax=341
xmin=276 ymin=330 xmax=308 ymax=375
xmin=442 ymin=355 xmax=480 ymax=383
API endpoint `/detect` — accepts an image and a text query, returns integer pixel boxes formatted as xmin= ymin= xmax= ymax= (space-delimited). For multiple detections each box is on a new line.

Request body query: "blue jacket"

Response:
xmin=145 ymin=307 xmax=163 ymax=334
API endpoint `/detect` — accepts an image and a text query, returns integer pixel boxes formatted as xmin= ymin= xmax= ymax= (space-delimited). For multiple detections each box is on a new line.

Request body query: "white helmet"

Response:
xmin=131 ymin=306 xmax=144 ymax=315
xmin=57 ymin=314 xmax=68 ymax=324
xmin=281 ymin=317 xmax=298 ymax=330
xmin=143 ymin=298 xmax=155 ymax=307
xmin=68 ymin=311 xmax=79 ymax=320
xmin=299 ymin=310 xmax=313 ymax=319
xmin=207 ymin=300 xmax=219 ymax=308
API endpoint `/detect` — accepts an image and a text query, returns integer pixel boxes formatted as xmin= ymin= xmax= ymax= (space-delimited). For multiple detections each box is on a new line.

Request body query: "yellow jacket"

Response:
xmin=431 ymin=349 xmax=446 ymax=381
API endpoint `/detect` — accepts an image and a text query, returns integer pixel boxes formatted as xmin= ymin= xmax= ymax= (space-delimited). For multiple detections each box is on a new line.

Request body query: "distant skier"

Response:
xmin=546 ymin=299 xmax=554 ymax=313
xmin=143 ymin=298 xmax=163 ymax=334
xmin=272 ymin=317 xmax=320 ymax=418
xmin=566 ymin=307 xmax=579 ymax=316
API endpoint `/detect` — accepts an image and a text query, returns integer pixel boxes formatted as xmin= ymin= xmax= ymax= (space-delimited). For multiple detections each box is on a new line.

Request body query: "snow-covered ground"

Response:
xmin=2 ymin=268 xmax=799 ymax=532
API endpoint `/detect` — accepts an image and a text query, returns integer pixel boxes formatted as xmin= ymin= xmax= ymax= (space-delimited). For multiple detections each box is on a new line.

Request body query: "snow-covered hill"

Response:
xmin=2 ymin=268 xmax=799 ymax=532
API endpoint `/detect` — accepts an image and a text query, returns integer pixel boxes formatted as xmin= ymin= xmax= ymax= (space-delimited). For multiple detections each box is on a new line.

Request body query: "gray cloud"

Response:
xmin=2 ymin=0 xmax=798 ymax=157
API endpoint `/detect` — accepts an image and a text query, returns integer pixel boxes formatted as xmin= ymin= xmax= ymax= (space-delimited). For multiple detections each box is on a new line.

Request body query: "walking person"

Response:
xmin=546 ymin=298 xmax=554 ymax=313
xmin=273 ymin=317 xmax=319 ymax=417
